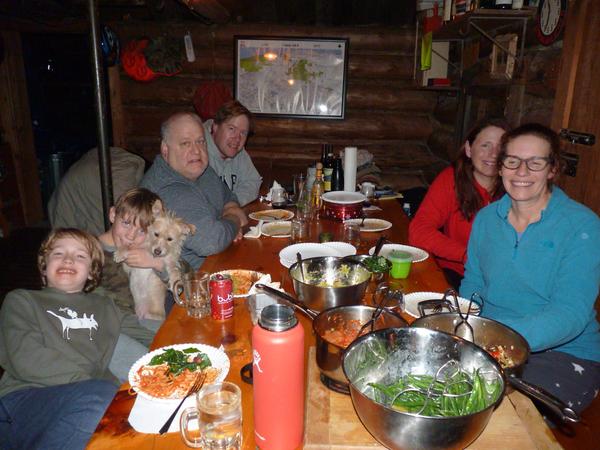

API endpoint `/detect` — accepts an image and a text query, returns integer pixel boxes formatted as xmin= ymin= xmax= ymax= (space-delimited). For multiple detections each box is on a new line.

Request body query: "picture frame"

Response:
xmin=234 ymin=36 xmax=349 ymax=119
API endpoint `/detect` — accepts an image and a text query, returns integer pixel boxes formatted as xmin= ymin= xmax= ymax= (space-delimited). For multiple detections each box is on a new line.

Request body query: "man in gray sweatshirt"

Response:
xmin=141 ymin=112 xmax=248 ymax=270
xmin=204 ymin=100 xmax=262 ymax=207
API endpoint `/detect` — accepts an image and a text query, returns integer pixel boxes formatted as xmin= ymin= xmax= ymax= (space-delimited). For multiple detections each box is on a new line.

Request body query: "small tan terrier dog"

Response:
xmin=115 ymin=200 xmax=195 ymax=320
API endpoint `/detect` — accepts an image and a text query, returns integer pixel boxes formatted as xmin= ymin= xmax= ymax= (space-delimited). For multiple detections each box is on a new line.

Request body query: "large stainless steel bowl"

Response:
xmin=410 ymin=314 xmax=579 ymax=423
xmin=342 ymin=327 xmax=504 ymax=450
xmin=289 ymin=256 xmax=370 ymax=311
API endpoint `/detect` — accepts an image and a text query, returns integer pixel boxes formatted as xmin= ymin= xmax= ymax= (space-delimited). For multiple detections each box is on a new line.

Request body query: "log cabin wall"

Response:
xmin=107 ymin=22 xmax=448 ymax=191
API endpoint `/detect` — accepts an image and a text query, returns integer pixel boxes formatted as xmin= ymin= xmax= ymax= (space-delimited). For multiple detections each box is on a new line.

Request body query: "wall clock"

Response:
xmin=536 ymin=0 xmax=567 ymax=46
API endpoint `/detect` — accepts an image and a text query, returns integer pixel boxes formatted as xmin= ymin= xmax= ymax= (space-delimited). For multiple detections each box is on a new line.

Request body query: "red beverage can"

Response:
xmin=209 ymin=273 xmax=234 ymax=320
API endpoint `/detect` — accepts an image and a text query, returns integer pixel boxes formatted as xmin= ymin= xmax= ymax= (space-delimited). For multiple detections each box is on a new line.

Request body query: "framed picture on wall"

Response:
xmin=234 ymin=36 xmax=349 ymax=119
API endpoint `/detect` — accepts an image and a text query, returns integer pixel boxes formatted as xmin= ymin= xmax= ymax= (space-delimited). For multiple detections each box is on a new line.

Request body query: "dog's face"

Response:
xmin=145 ymin=209 xmax=196 ymax=259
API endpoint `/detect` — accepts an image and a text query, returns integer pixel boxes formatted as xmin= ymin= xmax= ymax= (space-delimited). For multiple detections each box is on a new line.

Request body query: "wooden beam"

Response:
xmin=181 ymin=0 xmax=231 ymax=24
xmin=0 ymin=31 xmax=43 ymax=226
xmin=108 ymin=66 xmax=126 ymax=148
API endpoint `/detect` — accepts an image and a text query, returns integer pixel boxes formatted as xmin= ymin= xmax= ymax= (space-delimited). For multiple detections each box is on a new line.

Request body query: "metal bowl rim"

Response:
xmin=410 ymin=313 xmax=532 ymax=359
xmin=289 ymin=256 xmax=371 ymax=288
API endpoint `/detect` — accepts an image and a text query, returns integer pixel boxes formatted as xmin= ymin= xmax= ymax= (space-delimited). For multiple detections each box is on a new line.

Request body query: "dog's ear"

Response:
xmin=184 ymin=223 xmax=197 ymax=236
xmin=151 ymin=199 xmax=164 ymax=217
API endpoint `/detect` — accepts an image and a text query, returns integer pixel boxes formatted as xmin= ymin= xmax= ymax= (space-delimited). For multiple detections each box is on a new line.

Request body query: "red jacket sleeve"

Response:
xmin=408 ymin=167 xmax=467 ymax=266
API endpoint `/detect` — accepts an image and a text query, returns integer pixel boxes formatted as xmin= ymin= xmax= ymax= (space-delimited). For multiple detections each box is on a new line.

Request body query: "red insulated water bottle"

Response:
xmin=252 ymin=304 xmax=305 ymax=450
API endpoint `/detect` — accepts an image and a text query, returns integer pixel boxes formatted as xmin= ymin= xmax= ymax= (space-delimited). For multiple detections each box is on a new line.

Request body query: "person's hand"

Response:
xmin=123 ymin=247 xmax=165 ymax=271
xmin=233 ymin=229 xmax=244 ymax=243
xmin=222 ymin=202 xmax=248 ymax=228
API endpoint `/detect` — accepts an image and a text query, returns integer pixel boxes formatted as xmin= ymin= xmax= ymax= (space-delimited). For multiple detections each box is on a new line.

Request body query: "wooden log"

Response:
xmin=122 ymin=105 xmax=432 ymax=140
xmin=428 ymin=126 xmax=457 ymax=161
xmin=0 ymin=31 xmax=43 ymax=225
xmin=123 ymin=135 xmax=441 ymax=170
xmin=109 ymin=22 xmax=416 ymax=53
xmin=108 ymin=66 xmax=126 ymax=148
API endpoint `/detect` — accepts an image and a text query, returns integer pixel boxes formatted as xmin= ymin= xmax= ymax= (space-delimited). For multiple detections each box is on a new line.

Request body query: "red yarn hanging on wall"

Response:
xmin=121 ymin=38 xmax=182 ymax=82
xmin=121 ymin=39 xmax=158 ymax=82
xmin=193 ymin=81 xmax=233 ymax=121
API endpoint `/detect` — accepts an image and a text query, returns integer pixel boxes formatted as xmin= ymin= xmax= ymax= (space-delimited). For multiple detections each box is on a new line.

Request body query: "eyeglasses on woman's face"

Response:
xmin=501 ymin=155 xmax=552 ymax=172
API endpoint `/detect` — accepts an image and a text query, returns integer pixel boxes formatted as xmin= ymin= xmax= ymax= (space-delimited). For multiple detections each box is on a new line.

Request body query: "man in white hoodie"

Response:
xmin=204 ymin=100 xmax=263 ymax=206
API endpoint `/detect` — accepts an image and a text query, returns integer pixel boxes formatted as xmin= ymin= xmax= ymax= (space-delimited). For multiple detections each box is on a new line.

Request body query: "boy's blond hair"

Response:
xmin=38 ymin=228 xmax=104 ymax=293
xmin=113 ymin=187 xmax=162 ymax=231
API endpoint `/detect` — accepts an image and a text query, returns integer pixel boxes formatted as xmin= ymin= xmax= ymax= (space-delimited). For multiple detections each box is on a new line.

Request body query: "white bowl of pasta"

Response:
xmin=128 ymin=343 xmax=230 ymax=403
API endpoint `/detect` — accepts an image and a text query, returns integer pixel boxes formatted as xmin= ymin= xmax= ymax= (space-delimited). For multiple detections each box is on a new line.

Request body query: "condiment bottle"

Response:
xmin=310 ymin=162 xmax=325 ymax=218
xmin=252 ymin=304 xmax=305 ymax=450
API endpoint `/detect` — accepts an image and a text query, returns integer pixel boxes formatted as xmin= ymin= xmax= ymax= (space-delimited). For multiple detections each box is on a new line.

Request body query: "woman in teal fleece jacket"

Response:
xmin=461 ymin=123 xmax=600 ymax=415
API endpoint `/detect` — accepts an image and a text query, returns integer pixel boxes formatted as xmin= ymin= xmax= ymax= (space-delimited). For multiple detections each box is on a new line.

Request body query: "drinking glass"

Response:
xmin=180 ymin=382 xmax=242 ymax=449
xmin=292 ymin=173 xmax=306 ymax=202
xmin=271 ymin=187 xmax=287 ymax=208
xmin=182 ymin=272 xmax=211 ymax=318
xmin=360 ymin=182 xmax=375 ymax=198
xmin=290 ymin=218 xmax=307 ymax=243
xmin=343 ymin=222 xmax=361 ymax=248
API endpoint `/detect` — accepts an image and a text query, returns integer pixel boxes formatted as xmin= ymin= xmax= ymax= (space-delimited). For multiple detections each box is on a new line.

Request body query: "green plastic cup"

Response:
xmin=388 ymin=250 xmax=413 ymax=279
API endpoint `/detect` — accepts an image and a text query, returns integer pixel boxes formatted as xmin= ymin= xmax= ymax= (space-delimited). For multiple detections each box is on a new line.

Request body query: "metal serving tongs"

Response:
xmin=357 ymin=283 xmax=390 ymax=336
xmin=452 ymin=291 xmax=483 ymax=343
xmin=417 ymin=288 xmax=457 ymax=317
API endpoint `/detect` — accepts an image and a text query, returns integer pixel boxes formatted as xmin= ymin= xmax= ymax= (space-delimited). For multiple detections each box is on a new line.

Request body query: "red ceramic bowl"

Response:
xmin=321 ymin=191 xmax=367 ymax=221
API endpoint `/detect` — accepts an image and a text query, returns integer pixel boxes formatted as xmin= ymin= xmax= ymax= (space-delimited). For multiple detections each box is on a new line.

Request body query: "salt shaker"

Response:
xmin=252 ymin=304 xmax=304 ymax=450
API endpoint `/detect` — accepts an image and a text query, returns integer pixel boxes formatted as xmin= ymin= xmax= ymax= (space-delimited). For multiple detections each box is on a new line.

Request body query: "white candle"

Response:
xmin=343 ymin=147 xmax=357 ymax=192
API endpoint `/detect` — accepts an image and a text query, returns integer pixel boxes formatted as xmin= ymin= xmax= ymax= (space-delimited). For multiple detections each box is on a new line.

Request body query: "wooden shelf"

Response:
xmin=433 ymin=7 xmax=536 ymax=41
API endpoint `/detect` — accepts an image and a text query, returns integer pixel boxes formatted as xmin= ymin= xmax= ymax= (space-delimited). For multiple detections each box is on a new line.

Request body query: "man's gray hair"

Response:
xmin=160 ymin=112 xmax=204 ymax=142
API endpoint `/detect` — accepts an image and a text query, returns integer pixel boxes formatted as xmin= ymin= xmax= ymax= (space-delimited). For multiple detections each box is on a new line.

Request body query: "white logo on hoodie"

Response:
xmin=47 ymin=308 xmax=99 ymax=340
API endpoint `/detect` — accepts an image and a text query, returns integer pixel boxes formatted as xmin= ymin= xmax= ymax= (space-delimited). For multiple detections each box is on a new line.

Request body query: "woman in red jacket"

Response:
xmin=408 ymin=118 xmax=510 ymax=289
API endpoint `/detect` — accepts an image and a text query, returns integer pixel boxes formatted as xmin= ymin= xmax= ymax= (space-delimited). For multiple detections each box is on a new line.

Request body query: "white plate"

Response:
xmin=403 ymin=291 xmax=482 ymax=319
xmin=279 ymin=242 xmax=356 ymax=268
xmin=261 ymin=221 xmax=292 ymax=238
xmin=344 ymin=218 xmax=392 ymax=232
xmin=322 ymin=241 xmax=358 ymax=258
xmin=128 ymin=343 xmax=230 ymax=403
xmin=214 ymin=270 xmax=266 ymax=297
xmin=368 ymin=243 xmax=429 ymax=263
xmin=322 ymin=191 xmax=367 ymax=205
xmin=249 ymin=209 xmax=294 ymax=222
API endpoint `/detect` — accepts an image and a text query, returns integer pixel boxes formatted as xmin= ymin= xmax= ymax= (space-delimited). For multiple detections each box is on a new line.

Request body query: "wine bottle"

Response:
xmin=330 ymin=157 xmax=344 ymax=191
xmin=323 ymin=152 xmax=334 ymax=192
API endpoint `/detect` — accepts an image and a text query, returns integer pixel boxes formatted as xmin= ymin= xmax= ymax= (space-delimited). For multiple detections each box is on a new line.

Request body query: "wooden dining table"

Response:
xmin=87 ymin=199 xmax=561 ymax=450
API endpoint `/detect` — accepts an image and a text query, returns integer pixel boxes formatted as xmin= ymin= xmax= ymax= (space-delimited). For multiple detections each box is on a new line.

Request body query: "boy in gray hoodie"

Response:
xmin=0 ymin=228 xmax=122 ymax=449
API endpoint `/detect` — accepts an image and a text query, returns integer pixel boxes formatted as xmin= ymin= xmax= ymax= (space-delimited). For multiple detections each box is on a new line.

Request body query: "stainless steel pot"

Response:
xmin=342 ymin=327 xmax=505 ymax=450
xmin=411 ymin=313 xmax=579 ymax=423
xmin=256 ymin=284 xmax=407 ymax=391
xmin=289 ymin=256 xmax=370 ymax=311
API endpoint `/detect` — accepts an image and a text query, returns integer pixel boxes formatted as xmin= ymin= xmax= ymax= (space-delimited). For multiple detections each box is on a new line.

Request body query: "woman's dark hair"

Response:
xmin=498 ymin=123 xmax=564 ymax=189
xmin=454 ymin=117 xmax=511 ymax=220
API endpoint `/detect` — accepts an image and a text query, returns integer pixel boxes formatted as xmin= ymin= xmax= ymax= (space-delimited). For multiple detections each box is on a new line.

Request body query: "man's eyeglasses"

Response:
xmin=501 ymin=155 xmax=552 ymax=172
